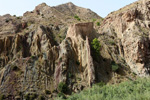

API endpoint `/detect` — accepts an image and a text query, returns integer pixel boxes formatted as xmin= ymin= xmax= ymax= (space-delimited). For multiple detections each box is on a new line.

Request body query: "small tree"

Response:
xmin=91 ymin=38 xmax=101 ymax=61
xmin=91 ymin=38 xmax=101 ymax=55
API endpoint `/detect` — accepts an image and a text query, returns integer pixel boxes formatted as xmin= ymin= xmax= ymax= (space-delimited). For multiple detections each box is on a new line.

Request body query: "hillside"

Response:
xmin=0 ymin=0 xmax=150 ymax=99
xmin=0 ymin=2 xmax=106 ymax=100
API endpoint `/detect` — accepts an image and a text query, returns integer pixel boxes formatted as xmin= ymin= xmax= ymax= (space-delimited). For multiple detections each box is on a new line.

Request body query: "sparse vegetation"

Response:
xmin=57 ymin=78 xmax=150 ymax=100
xmin=74 ymin=15 xmax=80 ymax=21
xmin=92 ymin=19 xmax=96 ymax=22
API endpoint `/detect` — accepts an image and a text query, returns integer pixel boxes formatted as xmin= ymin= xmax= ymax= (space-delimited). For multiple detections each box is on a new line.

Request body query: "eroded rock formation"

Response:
xmin=0 ymin=22 xmax=102 ymax=98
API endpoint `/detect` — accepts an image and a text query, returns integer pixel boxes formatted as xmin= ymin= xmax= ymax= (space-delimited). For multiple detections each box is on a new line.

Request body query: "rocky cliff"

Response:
xmin=99 ymin=0 xmax=150 ymax=76
xmin=0 ymin=2 xmax=107 ymax=99
xmin=1 ymin=0 xmax=149 ymax=99
xmin=0 ymin=21 xmax=117 ymax=99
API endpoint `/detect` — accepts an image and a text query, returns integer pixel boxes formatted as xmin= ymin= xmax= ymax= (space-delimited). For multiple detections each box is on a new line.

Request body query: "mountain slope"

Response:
xmin=1 ymin=0 xmax=150 ymax=99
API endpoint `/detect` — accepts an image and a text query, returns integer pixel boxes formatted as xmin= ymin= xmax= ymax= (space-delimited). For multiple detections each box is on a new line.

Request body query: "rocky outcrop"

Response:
xmin=0 ymin=2 xmax=104 ymax=99
xmin=1 ymin=1 xmax=146 ymax=99
xmin=0 ymin=22 xmax=101 ymax=98
xmin=99 ymin=0 xmax=150 ymax=76
xmin=66 ymin=22 xmax=96 ymax=87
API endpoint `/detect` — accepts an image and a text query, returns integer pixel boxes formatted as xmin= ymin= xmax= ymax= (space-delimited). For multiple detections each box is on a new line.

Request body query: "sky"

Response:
xmin=0 ymin=0 xmax=137 ymax=18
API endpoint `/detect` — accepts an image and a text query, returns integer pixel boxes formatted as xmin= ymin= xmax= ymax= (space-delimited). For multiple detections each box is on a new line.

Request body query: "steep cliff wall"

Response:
xmin=99 ymin=0 xmax=150 ymax=76
xmin=0 ymin=22 xmax=104 ymax=99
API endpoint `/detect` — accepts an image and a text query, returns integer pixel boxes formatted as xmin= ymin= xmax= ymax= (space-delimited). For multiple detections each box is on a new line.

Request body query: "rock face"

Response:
xmin=0 ymin=2 xmax=104 ymax=98
xmin=99 ymin=0 xmax=150 ymax=76
xmin=2 ymin=0 xmax=150 ymax=99
xmin=0 ymin=21 xmax=105 ymax=98
xmin=66 ymin=22 xmax=96 ymax=86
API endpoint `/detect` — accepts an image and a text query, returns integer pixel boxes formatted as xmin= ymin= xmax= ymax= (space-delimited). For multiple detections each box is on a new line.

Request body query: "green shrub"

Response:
xmin=96 ymin=22 xmax=100 ymax=26
xmin=91 ymin=38 xmax=101 ymax=54
xmin=74 ymin=15 xmax=79 ymax=19
xmin=111 ymin=61 xmax=119 ymax=72
xmin=74 ymin=15 xmax=80 ymax=21
xmin=58 ymin=82 xmax=68 ymax=93
xmin=91 ymin=38 xmax=101 ymax=61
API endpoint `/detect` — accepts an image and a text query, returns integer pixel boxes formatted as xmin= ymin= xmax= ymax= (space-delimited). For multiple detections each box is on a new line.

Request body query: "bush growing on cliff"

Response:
xmin=96 ymin=22 xmax=100 ymax=26
xmin=58 ymin=82 xmax=68 ymax=93
xmin=91 ymin=38 xmax=101 ymax=61
xmin=91 ymin=38 xmax=101 ymax=55
xmin=74 ymin=15 xmax=80 ymax=21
